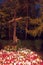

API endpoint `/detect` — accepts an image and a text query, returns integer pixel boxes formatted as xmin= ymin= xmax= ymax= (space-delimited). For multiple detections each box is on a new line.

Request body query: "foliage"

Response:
xmin=0 ymin=0 xmax=43 ymax=39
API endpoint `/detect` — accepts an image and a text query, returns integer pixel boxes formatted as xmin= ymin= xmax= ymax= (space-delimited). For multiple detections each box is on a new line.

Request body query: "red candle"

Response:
xmin=40 ymin=61 xmax=43 ymax=65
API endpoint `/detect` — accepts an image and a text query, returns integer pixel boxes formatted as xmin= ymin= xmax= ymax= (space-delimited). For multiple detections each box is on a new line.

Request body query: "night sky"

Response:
xmin=0 ymin=0 xmax=4 ymax=3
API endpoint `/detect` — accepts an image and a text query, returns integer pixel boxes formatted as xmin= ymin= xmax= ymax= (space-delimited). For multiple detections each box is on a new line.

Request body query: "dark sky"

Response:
xmin=0 ymin=0 xmax=5 ymax=3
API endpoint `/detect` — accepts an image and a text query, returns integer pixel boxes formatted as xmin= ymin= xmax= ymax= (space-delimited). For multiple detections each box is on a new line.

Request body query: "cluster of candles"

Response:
xmin=0 ymin=49 xmax=43 ymax=65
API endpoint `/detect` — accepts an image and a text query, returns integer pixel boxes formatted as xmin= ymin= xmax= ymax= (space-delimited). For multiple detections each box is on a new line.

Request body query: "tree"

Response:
xmin=0 ymin=0 xmax=43 ymax=43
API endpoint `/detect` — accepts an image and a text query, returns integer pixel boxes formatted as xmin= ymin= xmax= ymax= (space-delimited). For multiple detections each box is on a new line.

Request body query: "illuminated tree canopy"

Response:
xmin=0 ymin=0 xmax=43 ymax=40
